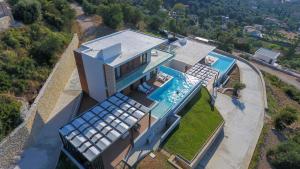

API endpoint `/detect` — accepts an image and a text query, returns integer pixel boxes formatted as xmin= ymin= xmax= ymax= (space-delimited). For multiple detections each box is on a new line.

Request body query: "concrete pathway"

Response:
xmin=198 ymin=61 xmax=265 ymax=169
xmin=14 ymin=71 xmax=82 ymax=169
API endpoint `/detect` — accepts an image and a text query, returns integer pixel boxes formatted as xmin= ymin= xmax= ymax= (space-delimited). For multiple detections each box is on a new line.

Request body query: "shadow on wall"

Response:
xmin=14 ymin=94 xmax=82 ymax=169
xmin=197 ymin=129 xmax=225 ymax=169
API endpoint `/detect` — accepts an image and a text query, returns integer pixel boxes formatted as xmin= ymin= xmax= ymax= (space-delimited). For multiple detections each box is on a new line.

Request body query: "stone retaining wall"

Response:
xmin=0 ymin=16 xmax=11 ymax=31
xmin=0 ymin=34 xmax=79 ymax=169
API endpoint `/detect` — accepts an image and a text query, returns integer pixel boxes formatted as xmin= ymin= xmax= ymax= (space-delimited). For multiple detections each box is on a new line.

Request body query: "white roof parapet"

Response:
xmin=78 ymin=29 xmax=167 ymax=67
xmin=59 ymin=92 xmax=149 ymax=162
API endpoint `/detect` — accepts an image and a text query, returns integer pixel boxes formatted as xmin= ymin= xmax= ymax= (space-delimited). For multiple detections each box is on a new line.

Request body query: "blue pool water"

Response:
xmin=149 ymin=66 xmax=200 ymax=118
xmin=209 ymin=52 xmax=236 ymax=75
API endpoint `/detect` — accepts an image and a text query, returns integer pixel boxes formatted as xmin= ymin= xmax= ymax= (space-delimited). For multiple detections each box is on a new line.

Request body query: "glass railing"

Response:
xmin=116 ymin=49 xmax=174 ymax=91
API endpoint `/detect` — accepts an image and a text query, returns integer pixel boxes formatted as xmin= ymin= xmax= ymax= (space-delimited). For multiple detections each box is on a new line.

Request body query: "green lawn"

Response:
xmin=163 ymin=88 xmax=223 ymax=161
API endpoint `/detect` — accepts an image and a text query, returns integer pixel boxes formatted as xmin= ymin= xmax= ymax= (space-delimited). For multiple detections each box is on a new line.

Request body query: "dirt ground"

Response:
xmin=278 ymin=29 xmax=298 ymax=40
xmin=70 ymin=3 xmax=114 ymax=42
xmin=136 ymin=150 xmax=175 ymax=169
xmin=256 ymin=122 xmax=280 ymax=169
xmin=223 ymin=65 xmax=240 ymax=96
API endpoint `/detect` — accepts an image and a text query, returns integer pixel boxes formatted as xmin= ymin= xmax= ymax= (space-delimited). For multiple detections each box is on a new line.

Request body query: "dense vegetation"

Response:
xmin=74 ymin=0 xmax=300 ymax=71
xmin=267 ymin=134 xmax=300 ymax=169
xmin=0 ymin=0 xmax=74 ymax=140
xmin=0 ymin=95 xmax=22 ymax=140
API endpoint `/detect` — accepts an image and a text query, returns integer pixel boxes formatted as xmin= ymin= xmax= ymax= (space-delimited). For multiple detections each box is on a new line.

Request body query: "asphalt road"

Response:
xmin=251 ymin=62 xmax=300 ymax=90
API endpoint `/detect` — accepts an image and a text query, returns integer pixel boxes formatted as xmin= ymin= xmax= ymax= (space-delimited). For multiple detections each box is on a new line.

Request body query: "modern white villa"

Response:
xmin=59 ymin=30 xmax=237 ymax=169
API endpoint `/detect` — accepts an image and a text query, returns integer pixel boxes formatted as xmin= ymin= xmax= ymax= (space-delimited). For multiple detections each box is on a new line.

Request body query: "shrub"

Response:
xmin=267 ymin=141 xmax=300 ymax=169
xmin=0 ymin=71 xmax=12 ymax=92
xmin=12 ymin=0 xmax=41 ymax=24
xmin=101 ymin=4 xmax=123 ymax=29
xmin=284 ymin=87 xmax=300 ymax=104
xmin=82 ymin=0 xmax=97 ymax=14
xmin=30 ymin=33 xmax=66 ymax=65
xmin=274 ymin=107 xmax=298 ymax=130
xmin=0 ymin=95 xmax=22 ymax=140
xmin=232 ymin=82 xmax=246 ymax=97
xmin=148 ymin=15 xmax=163 ymax=31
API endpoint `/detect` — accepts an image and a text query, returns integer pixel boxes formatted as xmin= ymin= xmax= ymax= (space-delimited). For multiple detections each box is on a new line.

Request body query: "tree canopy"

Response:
xmin=13 ymin=0 xmax=41 ymax=24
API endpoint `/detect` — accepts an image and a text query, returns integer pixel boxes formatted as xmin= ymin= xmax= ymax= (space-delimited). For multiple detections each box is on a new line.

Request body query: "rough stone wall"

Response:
xmin=0 ymin=34 xmax=79 ymax=169
xmin=0 ymin=16 xmax=11 ymax=31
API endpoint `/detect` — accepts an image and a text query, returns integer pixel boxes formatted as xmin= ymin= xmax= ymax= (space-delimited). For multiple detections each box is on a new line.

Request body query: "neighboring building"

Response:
xmin=221 ymin=16 xmax=229 ymax=30
xmin=74 ymin=30 xmax=173 ymax=102
xmin=243 ymin=26 xmax=263 ymax=38
xmin=253 ymin=48 xmax=280 ymax=65
xmin=254 ymin=24 xmax=263 ymax=31
xmin=0 ymin=0 xmax=13 ymax=31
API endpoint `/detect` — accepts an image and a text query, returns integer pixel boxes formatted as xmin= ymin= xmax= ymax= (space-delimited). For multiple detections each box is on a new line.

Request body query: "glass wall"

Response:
xmin=115 ymin=52 xmax=149 ymax=81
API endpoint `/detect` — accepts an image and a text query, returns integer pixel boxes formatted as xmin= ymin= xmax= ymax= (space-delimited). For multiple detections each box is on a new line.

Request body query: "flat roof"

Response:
xmin=255 ymin=48 xmax=280 ymax=59
xmin=79 ymin=30 xmax=167 ymax=67
xmin=59 ymin=92 xmax=149 ymax=162
xmin=172 ymin=38 xmax=216 ymax=66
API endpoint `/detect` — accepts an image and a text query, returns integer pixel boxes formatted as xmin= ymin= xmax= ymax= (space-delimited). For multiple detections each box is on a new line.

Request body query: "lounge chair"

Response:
xmin=142 ymin=82 xmax=154 ymax=91
xmin=138 ymin=84 xmax=149 ymax=94
xmin=157 ymin=72 xmax=168 ymax=82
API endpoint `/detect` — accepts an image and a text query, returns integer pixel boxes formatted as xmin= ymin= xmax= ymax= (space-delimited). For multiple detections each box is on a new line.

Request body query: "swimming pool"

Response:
xmin=149 ymin=66 xmax=200 ymax=118
xmin=208 ymin=52 xmax=236 ymax=75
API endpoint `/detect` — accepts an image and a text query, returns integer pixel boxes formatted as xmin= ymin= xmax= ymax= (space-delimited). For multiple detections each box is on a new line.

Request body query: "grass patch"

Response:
xmin=163 ymin=88 xmax=223 ymax=161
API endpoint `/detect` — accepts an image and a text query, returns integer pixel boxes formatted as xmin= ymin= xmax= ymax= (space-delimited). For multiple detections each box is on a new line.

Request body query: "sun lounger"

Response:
xmin=138 ymin=84 xmax=150 ymax=94
xmin=143 ymin=82 xmax=154 ymax=91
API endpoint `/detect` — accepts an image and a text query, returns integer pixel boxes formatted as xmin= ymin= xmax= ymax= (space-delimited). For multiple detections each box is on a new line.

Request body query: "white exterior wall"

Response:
xmin=82 ymin=54 xmax=107 ymax=102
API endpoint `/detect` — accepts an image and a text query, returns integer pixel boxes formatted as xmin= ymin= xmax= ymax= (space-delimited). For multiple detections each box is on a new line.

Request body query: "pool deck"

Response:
xmin=126 ymin=77 xmax=171 ymax=108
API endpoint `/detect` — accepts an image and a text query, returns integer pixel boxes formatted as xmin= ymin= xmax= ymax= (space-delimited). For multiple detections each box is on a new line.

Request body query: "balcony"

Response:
xmin=116 ymin=49 xmax=174 ymax=91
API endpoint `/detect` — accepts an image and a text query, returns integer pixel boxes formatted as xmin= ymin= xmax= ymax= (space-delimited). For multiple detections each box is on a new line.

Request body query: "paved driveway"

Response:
xmin=198 ymin=61 xmax=265 ymax=169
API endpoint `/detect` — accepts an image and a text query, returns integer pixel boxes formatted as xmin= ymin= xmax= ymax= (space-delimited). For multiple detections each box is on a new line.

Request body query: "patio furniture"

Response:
xmin=142 ymin=82 xmax=154 ymax=91
xmin=138 ymin=84 xmax=149 ymax=94
xmin=157 ymin=72 xmax=168 ymax=82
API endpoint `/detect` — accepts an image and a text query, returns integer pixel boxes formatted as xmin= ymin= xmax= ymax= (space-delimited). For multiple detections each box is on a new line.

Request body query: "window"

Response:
xmin=141 ymin=53 xmax=148 ymax=64
xmin=115 ymin=67 xmax=121 ymax=80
